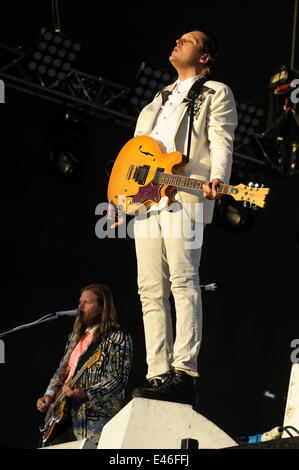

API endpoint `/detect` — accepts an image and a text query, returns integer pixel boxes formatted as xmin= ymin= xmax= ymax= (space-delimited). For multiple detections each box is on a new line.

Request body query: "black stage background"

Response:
xmin=1 ymin=0 xmax=299 ymax=449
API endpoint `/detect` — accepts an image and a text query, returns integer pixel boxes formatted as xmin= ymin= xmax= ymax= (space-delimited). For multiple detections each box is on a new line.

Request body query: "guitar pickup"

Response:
xmin=126 ymin=164 xmax=134 ymax=180
xmin=133 ymin=165 xmax=150 ymax=185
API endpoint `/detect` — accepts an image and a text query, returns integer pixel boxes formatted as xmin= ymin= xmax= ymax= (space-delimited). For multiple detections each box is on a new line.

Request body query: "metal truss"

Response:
xmin=0 ymin=43 xmax=137 ymax=127
xmin=3 ymin=43 xmax=296 ymax=177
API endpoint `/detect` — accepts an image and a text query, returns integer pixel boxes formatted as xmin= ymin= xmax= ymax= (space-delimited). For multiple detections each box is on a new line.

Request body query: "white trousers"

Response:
xmin=134 ymin=202 xmax=204 ymax=379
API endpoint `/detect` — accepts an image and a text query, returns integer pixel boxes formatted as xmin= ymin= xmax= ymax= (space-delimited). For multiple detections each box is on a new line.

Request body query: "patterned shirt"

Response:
xmin=44 ymin=328 xmax=133 ymax=444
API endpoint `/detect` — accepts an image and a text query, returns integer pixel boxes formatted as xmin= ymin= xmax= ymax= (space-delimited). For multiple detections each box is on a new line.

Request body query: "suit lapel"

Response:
xmin=136 ymin=81 xmax=178 ymax=135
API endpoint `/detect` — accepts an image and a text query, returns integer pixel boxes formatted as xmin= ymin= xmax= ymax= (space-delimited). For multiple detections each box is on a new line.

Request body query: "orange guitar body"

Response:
xmin=42 ymin=389 xmax=69 ymax=446
xmin=107 ymin=135 xmax=186 ymax=215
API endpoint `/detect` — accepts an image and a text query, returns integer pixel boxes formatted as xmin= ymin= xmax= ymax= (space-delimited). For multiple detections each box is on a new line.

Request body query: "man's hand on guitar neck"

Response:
xmin=107 ymin=203 xmax=125 ymax=229
xmin=62 ymin=382 xmax=89 ymax=401
xmin=202 ymin=178 xmax=222 ymax=200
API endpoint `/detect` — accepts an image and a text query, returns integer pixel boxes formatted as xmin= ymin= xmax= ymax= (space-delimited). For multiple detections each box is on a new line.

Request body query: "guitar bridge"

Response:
xmin=133 ymin=165 xmax=150 ymax=185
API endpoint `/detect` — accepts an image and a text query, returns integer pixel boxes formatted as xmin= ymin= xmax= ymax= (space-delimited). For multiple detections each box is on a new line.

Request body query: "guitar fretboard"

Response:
xmin=158 ymin=172 xmax=234 ymax=195
xmin=54 ymin=362 xmax=87 ymax=407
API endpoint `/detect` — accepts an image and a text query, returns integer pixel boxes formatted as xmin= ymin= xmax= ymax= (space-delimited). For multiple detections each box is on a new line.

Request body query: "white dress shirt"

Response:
xmin=148 ymin=75 xmax=200 ymax=211
xmin=150 ymin=75 xmax=200 ymax=152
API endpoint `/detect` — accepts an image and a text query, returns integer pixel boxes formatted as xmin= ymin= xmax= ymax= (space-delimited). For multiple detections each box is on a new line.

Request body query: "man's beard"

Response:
xmin=79 ymin=309 xmax=99 ymax=327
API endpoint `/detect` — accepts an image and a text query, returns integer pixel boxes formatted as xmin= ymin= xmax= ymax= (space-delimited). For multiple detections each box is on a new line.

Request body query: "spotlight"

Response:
xmin=47 ymin=112 xmax=90 ymax=179
xmin=129 ymin=62 xmax=176 ymax=110
xmin=254 ymin=65 xmax=299 ymax=176
xmin=269 ymin=65 xmax=299 ymax=92
xmin=213 ymin=196 xmax=254 ymax=232
xmin=28 ymin=28 xmax=81 ymax=86
xmin=51 ymin=148 xmax=80 ymax=176
xmin=235 ymin=99 xmax=264 ymax=147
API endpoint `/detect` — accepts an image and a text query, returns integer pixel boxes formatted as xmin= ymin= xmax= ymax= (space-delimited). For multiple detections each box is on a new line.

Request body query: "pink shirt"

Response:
xmin=65 ymin=329 xmax=94 ymax=384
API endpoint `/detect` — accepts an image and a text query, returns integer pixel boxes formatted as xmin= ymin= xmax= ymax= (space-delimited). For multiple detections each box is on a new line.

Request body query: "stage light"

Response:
xmin=268 ymin=65 xmax=298 ymax=91
xmin=27 ymin=28 xmax=81 ymax=86
xmin=53 ymin=149 xmax=80 ymax=176
xmin=47 ymin=112 xmax=90 ymax=179
xmin=256 ymin=65 xmax=299 ymax=176
xmin=129 ymin=62 xmax=177 ymax=110
xmin=235 ymin=99 xmax=264 ymax=147
xmin=213 ymin=196 xmax=254 ymax=232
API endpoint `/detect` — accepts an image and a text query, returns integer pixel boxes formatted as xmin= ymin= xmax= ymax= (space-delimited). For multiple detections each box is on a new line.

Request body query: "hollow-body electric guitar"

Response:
xmin=107 ymin=136 xmax=270 ymax=216
xmin=40 ymin=348 xmax=101 ymax=447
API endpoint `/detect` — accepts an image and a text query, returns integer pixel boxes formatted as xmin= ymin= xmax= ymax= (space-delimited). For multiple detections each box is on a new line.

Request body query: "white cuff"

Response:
xmin=210 ymin=176 xmax=224 ymax=182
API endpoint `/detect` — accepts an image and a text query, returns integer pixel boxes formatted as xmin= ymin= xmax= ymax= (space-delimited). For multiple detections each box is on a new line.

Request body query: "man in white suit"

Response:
xmin=121 ymin=30 xmax=237 ymax=405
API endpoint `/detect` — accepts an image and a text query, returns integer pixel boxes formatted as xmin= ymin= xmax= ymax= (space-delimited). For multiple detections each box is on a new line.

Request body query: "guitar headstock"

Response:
xmin=231 ymin=182 xmax=270 ymax=209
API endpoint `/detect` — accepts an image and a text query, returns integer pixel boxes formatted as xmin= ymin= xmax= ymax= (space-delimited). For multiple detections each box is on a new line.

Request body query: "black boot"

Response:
xmin=132 ymin=369 xmax=197 ymax=406
xmin=132 ymin=370 xmax=173 ymax=394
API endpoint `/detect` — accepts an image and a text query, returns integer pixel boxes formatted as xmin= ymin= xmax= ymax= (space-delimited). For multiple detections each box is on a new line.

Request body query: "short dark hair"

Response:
xmin=192 ymin=28 xmax=220 ymax=76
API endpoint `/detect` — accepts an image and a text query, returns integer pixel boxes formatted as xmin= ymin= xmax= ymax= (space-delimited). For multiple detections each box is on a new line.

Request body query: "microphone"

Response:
xmin=55 ymin=309 xmax=80 ymax=317
xmin=200 ymin=283 xmax=218 ymax=292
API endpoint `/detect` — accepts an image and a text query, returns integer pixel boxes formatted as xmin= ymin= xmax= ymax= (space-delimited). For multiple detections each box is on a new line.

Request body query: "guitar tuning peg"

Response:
xmin=252 ymin=204 xmax=258 ymax=210
xmin=260 ymin=184 xmax=264 ymax=188
xmin=254 ymin=183 xmax=259 ymax=188
xmin=248 ymin=182 xmax=254 ymax=187
xmin=243 ymin=201 xmax=247 ymax=207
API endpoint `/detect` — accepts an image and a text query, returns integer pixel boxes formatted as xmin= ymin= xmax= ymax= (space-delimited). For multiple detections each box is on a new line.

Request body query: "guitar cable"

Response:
xmin=105 ymin=160 xmax=115 ymax=178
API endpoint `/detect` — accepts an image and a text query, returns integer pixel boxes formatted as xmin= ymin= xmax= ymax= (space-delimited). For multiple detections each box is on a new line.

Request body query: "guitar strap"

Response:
xmin=184 ymin=74 xmax=211 ymax=163
xmin=73 ymin=341 xmax=99 ymax=382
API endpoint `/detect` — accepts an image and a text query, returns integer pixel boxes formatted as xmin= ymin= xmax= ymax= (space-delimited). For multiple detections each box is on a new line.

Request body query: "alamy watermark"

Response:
xmin=0 ymin=339 xmax=4 ymax=363
xmin=290 ymin=338 xmax=299 ymax=364
xmin=95 ymin=199 xmax=204 ymax=249
xmin=290 ymin=79 xmax=299 ymax=104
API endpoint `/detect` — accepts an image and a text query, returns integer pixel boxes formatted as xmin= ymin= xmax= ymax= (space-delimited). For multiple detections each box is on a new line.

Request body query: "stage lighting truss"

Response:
xmin=0 ymin=37 xmax=135 ymax=127
xmin=0 ymin=41 xmax=283 ymax=179
xmin=129 ymin=62 xmax=177 ymax=111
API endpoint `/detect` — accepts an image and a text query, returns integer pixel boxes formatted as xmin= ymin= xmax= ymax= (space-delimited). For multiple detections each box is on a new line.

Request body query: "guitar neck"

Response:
xmin=158 ymin=172 xmax=234 ymax=195
xmin=54 ymin=364 xmax=87 ymax=406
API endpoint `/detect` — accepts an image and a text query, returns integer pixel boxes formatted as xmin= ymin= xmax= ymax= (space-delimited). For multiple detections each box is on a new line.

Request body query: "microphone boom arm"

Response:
xmin=0 ymin=310 xmax=78 ymax=339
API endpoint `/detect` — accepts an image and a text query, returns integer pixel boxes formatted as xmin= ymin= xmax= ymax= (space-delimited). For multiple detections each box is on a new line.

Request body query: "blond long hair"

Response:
xmin=73 ymin=284 xmax=119 ymax=344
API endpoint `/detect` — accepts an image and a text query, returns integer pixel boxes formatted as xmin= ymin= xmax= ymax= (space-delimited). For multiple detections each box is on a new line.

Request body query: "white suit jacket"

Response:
xmin=134 ymin=79 xmax=238 ymax=223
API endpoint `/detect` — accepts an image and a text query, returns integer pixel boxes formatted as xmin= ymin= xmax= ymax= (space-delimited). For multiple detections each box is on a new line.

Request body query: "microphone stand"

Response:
xmin=0 ymin=312 xmax=74 ymax=339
